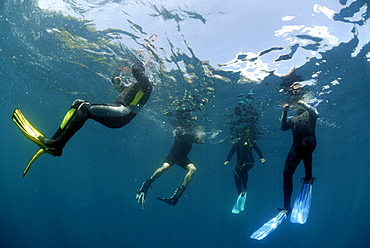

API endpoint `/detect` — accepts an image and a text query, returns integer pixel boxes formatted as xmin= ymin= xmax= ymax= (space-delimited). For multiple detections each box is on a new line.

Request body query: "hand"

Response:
xmin=260 ymin=158 xmax=266 ymax=164
xmin=283 ymin=103 xmax=290 ymax=109
xmin=297 ymin=100 xmax=304 ymax=105
xmin=224 ymin=161 xmax=229 ymax=166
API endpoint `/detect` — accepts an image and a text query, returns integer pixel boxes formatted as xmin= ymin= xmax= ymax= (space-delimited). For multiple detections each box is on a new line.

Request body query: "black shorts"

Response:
xmin=164 ymin=156 xmax=192 ymax=169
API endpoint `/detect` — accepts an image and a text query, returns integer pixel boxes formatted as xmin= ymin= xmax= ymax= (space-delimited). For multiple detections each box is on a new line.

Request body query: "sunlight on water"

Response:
xmin=1 ymin=0 xmax=370 ymax=247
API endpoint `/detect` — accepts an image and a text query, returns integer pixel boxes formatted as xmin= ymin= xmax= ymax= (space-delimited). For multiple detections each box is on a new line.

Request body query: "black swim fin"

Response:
xmin=136 ymin=179 xmax=154 ymax=209
xmin=156 ymin=185 xmax=186 ymax=206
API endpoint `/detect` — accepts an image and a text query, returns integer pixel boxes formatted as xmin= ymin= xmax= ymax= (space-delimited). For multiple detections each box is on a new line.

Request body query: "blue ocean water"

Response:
xmin=1 ymin=0 xmax=369 ymax=247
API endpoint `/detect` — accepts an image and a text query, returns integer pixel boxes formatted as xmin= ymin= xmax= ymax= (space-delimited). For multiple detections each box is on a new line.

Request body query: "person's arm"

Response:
xmin=281 ymin=103 xmax=291 ymax=131
xmin=298 ymin=100 xmax=319 ymax=118
xmin=252 ymin=141 xmax=266 ymax=164
xmin=131 ymin=62 xmax=153 ymax=105
xmin=224 ymin=142 xmax=237 ymax=166
xmin=126 ymin=62 xmax=153 ymax=115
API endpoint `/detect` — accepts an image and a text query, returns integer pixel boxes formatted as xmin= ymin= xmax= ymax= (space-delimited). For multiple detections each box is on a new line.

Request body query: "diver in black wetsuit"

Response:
xmin=281 ymin=100 xmax=319 ymax=212
xmin=39 ymin=62 xmax=153 ymax=156
xmin=136 ymin=126 xmax=204 ymax=208
xmin=224 ymin=137 xmax=265 ymax=196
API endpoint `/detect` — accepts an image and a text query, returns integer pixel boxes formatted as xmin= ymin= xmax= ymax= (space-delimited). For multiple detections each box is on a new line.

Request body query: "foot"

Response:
xmin=38 ymin=136 xmax=63 ymax=157
xmin=241 ymin=189 xmax=247 ymax=197
xmin=301 ymin=177 xmax=316 ymax=184
xmin=278 ymin=207 xmax=292 ymax=215
xmin=157 ymin=185 xmax=186 ymax=207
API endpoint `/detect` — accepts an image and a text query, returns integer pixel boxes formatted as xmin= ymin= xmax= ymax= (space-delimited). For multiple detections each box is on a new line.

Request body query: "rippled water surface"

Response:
xmin=1 ymin=0 xmax=369 ymax=247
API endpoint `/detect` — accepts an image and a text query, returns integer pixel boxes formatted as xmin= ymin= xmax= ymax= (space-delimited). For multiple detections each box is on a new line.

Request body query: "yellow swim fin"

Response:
xmin=23 ymin=149 xmax=46 ymax=177
xmin=12 ymin=109 xmax=50 ymax=177
xmin=12 ymin=109 xmax=48 ymax=150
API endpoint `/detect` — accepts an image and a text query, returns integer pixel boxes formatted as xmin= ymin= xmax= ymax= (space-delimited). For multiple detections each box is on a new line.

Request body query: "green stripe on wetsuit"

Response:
xmin=60 ymin=108 xmax=76 ymax=129
xmin=130 ymin=89 xmax=144 ymax=106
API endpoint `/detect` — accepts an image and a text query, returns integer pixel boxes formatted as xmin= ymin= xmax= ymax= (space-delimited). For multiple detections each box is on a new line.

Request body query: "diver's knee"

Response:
xmin=71 ymin=99 xmax=87 ymax=109
xmin=188 ymin=164 xmax=197 ymax=174
xmin=161 ymin=162 xmax=172 ymax=171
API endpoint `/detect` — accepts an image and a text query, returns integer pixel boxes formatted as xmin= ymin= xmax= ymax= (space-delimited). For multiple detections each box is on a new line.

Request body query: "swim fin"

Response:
xmin=136 ymin=179 xmax=154 ymax=209
xmin=290 ymin=178 xmax=315 ymax=224
xmin=232 ymin=192 xmax=247 ymax=214
xmin=12 ymin=109 xmax=48 ymax=149
xmin=23 ymin=149 xmax=47 ymax=177
xmin=250 ymin=209 xmax=288 ymax=240
xmin=12 ymin=109 xmax=50 ymax=177
xmin=156 ymin=185 xmax=186 ymax=206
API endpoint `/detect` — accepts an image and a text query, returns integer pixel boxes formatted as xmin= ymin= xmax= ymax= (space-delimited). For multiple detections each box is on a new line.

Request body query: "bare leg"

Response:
xmin=150 ymin=162 xmax=172 ymax=181
xmin=156 ymin=163 xmax=196 ymax=206
xmin=182 ymin=163 xmax=197 ymax=187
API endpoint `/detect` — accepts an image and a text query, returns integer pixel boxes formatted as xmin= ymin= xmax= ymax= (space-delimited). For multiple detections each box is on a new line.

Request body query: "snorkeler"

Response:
xmin=250 ymin=100 xmax=319 ymax=240
xmin=224 ymin=136 xmax=265 ymax=213
xmin=224 ymin=137 xmax=266 ymax=195
xmin=12 ymin=61 xmax=153 ymax=177
xmin=136 ymin=125 xmax=204 ymax=208
xmin=280 ymin=100 xmax=319 ymax=213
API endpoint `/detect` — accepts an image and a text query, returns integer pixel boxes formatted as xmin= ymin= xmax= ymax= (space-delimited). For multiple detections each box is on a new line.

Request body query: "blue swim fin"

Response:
xmin=232 ymin=192 xmax=247 ymax=214
xmin=250 ymin=210 xmax=288 ymax=240
xmin=290 ymin=178 xmax=315 ymax=224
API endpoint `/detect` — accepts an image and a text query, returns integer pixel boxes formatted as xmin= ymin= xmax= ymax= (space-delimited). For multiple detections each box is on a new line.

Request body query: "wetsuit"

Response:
xmin=226 ymin=138 xmax=264 ymax=194
xmin=281 ymin=104 xmax=318 ymax=211
xmin=44 ymin=62 xmax=152 ymax=156
xmin=164 ymin=129 xmax=196 ymax=168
